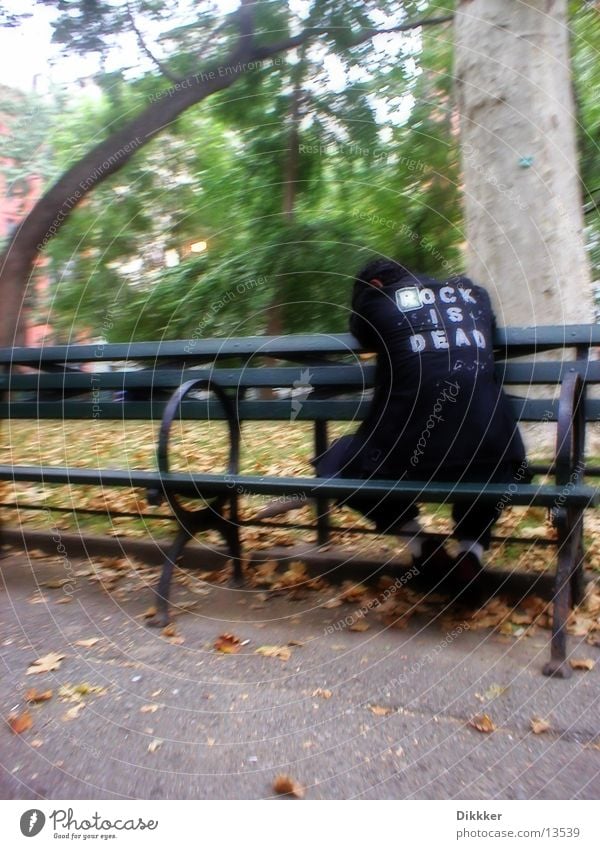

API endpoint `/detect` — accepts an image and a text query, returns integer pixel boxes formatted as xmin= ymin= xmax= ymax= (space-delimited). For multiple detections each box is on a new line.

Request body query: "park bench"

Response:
xmin=0 ymin=326 xmax=599 ymax=678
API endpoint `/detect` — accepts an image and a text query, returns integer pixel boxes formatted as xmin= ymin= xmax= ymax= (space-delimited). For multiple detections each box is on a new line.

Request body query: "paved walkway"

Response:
xmin=1 ymin=546 xmax=599 ymax=800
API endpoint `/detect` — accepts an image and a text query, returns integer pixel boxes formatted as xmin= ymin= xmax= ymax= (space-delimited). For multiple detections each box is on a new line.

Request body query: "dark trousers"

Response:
xmin=315 ymin=435 xmax=523 ymax=549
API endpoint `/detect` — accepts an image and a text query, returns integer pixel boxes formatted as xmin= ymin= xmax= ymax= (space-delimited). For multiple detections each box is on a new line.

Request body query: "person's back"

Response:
xmin=349 ymin=265 xmax=525 ymax=479
xmin=315 ymin=257 xmax=528 ymax=593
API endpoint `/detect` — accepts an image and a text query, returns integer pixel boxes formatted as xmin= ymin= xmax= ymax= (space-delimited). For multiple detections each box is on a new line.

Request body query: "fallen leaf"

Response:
xmin=63 ymin=703 xmax=85 ymax=721
xmin=142 ymin=606 xmax=157 ymax=619
xmin=26 ymin=652 xmax=65 ymax=675
xmin=255 ymin=645 xmax=291 ymax=661
xmin=483 ymin=683 xmax=508 ymax=700
xmin=161 ymin=624 xmax=177 ymax=638
xmin=30 ymin=738 xmax=44 ymax=748
xmin=468 ymin=714 xmax=496 ymax=733
xmin=369 ymin=705 xmax=393 ymax=716
xmin=58 ymin=683 xmax=107 ymax=701
xmin=273 ymin=773 xmax=304 ymax=799
xmin=214 ymin=633 xmax=242 ymax=654
xmin=570 ymin=658 xmax=595 ymax=671
xmin=349 ymin=620 xmax=370 ymax=632
xmin=323 ymin=598 xmax=343 ymax=609
xmin=24 ymin=689 xmax=53 ymax=703
xmin=55 ymin=597 xmax=73 ymax=605
xmin=7 ymin=710 xmax=33 ymax=734
xmin=140 ymin=704 xmax=159 ymax=714
xmin=531 ymin=717 xmax=551 ymax=734
xmin=288 ymin=639 xmax=305 ymax=647
xmin=148 ymin=738 xmax=163 ymax=753
xmin=312 ymin=688 xmax=332 ymax=699
xmin=75 ymin=638 xmax=99 ymax=648
xmin=41 ymin=579 xmax=70 ymax=589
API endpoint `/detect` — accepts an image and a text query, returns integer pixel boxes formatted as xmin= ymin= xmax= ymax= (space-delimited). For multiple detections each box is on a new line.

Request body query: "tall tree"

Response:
xmin=454 ymin=0 xmax=594 ymax=323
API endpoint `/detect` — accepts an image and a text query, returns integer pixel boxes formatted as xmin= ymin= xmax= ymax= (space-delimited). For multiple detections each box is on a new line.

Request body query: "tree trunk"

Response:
xmin=454 ymin=0 xmax=594 ymax=324
xmin=265 ymin=53 xmax=304 ymax=341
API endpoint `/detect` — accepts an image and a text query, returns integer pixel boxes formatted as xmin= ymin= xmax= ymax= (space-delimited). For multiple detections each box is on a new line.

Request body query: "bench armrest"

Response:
xmin=148 ymin=377 xmax=241 ymax=522
xmin=555 ymin=370 xmax=586 ymax=488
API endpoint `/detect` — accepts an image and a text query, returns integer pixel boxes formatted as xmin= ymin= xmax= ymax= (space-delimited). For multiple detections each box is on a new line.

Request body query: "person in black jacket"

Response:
xmin=315 ymin=257 xmax=528 ymax=590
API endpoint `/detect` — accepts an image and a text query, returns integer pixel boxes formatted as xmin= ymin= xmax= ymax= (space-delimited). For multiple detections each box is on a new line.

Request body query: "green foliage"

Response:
xmin=22 ymin=0 xmax=599 ymax=342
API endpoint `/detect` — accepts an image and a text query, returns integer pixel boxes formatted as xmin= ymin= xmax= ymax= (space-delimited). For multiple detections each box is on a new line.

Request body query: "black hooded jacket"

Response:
xmin=346 ymin=272 xmax=527 ymax=478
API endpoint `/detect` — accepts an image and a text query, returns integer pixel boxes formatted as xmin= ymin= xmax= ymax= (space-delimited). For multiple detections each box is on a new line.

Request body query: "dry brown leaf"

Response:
xmin=58 ymin=683 xmax=107 ymax=701
xmin=340 ymin=582 xmax=368 ymax=603
xmin=140 ymin=704 xmax=159 ymax=714
xmin=531 ymin=717 xmax=551 ymax=734
xmin=570 ymin=658 xmax=595 ymax=671
xmin=148 ymin=738 xmax=163 ymax=753
xmin=323 ymin=598 xmax=343 ymax=609
xmin=369 ymin=705 xmax=393 ymax=716
xmin=273 ymin=773 xmax=305 ymax=799
xmin=63 ymin=703 xmax=85 ymax=721
xmin=312 ymin=688 xmax=332 ymax=699
xmin=349 ymin=620 xmax=370 ymax=632
xmin=469 ymin=713 xmax=496 ymax=733
xmin=24 ymin=688 xmax=53 ymax=703
xmin=214 ymin=633 xmax=242 ymax=654
xmin=30 ymin=738 xmax=44 ymax=748
xmin=7 ymin=710 xmax=33 ymax=734
xmin=161 ymin=624 xmax=178 ymax=638
xmin=26 ymin=652 xmax=65 ymax=675
xmin=142 ymin=606 xmax=157 ymax=619
xmin=255 ymin=645 xmax=291 ymax=661
xmin=55 ymin=597 xmax=73 ymax=605
xmin=74 ymin=638 xmax=100 ymax=648
xmin=42 ymin=579 xmax=70 ymax=589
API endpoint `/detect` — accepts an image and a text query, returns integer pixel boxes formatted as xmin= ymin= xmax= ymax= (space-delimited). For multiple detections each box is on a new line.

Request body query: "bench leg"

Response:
xmin=543 ymin=519 xmax=576 ymax=679
xmin=570 ymin=512 xmax=586 ymax=607
xmin=148 ymin=527 xmax=192 ymax=628
xmin=222 ymin=520 xmax=244 ymax=588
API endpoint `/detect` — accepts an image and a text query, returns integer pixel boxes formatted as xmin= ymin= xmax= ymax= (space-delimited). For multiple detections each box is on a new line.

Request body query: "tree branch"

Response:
xmin=126 ymin=2 xmax=182 ymax=84
xmin=251 ymin=13 xmax=454 ymax=60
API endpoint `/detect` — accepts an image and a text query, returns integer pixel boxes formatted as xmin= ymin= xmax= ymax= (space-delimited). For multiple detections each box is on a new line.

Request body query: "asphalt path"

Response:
xmin=1 ymin=548 xmax=599 ymax=800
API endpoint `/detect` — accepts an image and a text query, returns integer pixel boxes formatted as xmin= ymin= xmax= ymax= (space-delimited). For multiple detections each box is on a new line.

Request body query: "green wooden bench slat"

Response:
xmin=5 ymin=397 xmax=600 ymax=422
xmin=2 ymin=325 xmax=599 ymax=365
xmin=7 ymin=397 xmax=600 ymax=422
xmin=0 ymin=399 xmax=372 ymax=421
xmin=0 ymin=365 xmax=377 ymax=392
xmin=0 ymin=465 xmax=596 ymax=508
xmin=496 ymin=360 xmax=600 ymax=384
xmin=4 ymin=359 xmax=600 ymax=392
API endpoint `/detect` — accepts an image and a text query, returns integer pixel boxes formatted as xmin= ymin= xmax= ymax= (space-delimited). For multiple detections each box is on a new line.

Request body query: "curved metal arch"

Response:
xmin=152 ymin=377 xmax=241 ymax=525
